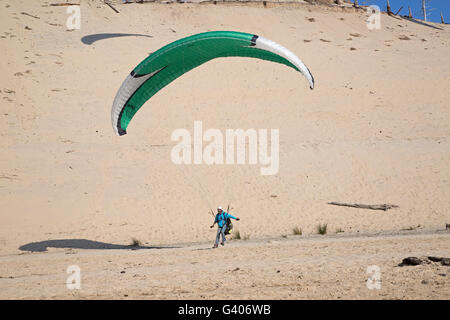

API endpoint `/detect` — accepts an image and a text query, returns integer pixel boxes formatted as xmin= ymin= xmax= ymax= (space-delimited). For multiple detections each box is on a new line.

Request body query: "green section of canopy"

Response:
xmin=118 ymin=31 xmax=300 ymax=134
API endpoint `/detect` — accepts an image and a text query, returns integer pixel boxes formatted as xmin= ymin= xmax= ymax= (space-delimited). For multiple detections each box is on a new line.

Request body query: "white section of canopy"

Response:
xmin=254 ymin=36 xmax=314 ymax=90
xmin=111 ymin=70 xmax=160 ymax=136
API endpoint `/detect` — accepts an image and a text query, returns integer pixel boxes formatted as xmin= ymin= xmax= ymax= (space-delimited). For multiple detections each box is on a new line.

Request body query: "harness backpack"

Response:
xmin=217 ymin=213 xmax=233 ymax=235
xmin=225 ymin=218 xmax=233 ymax=235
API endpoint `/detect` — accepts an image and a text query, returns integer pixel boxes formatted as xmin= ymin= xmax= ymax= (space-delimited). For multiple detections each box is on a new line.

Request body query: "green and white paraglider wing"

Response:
xmin=111 ymin=31 xmax=314 ymax=136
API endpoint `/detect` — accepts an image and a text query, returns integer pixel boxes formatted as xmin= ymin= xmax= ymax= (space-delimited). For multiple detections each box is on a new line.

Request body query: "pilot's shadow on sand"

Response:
xmin=19 ymin=239 xmax=177 ymax=252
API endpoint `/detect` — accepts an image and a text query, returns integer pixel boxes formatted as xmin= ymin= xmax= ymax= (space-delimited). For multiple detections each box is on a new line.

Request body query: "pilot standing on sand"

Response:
xmin=210 ymin=206 xmax=239 ymax=248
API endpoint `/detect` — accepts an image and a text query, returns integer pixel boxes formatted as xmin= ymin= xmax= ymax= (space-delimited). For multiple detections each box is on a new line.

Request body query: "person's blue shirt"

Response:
xmin=215 ymin=212 xmax=236 ymax=228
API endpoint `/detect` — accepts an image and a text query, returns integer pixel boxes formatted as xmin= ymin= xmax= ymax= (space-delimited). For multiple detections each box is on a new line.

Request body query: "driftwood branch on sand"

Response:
xmin=327 ymin=202 xmax=399 ymax=211
xmin=21 ymin=12 xmax=40 ymax=19
xmin=399 ymin=256 xmax=450 ymax=266
xmin=104 ymin=0 xmax=120 ymax=13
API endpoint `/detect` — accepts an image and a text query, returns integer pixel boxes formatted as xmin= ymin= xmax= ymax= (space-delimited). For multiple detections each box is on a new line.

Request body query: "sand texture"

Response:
xmin=0 ymin=0 xmax=449 ymax=299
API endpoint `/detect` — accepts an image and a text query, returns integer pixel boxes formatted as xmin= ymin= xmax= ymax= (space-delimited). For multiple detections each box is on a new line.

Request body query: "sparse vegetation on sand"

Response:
xmin=317 ymin=223 xmax=328 ymax=235
xmin=130 ymin=238 xmax=142 ymax=247
xmin=292 ymin=226 xmax=302 ymax=235
xmin=233 ymin=230 xmax=249 ymax=240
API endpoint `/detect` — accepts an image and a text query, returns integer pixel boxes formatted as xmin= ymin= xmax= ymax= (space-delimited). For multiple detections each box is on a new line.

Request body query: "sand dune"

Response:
xmin=0 ymin=0 xmax=449 ymax=299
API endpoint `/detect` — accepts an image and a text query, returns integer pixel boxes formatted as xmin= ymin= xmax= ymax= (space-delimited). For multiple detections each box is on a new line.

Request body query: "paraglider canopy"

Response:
xmin=111 ymin=31 xmax=314 ymax=136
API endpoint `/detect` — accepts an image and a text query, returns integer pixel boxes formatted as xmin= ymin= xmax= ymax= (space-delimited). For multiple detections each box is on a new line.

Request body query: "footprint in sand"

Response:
xmin=2 ymin=88 xmax=15 ymax=102
xmin=398 ymin=35 xmax=411 ymax=40
xmin=14 ymin=70 xmax=31 ymax=76
xmin=3 ymin=89 xmax=15 ymax=94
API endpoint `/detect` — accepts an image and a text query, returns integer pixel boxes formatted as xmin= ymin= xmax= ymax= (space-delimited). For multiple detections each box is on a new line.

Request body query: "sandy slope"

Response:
xmin=0 ymin=0 xmax=449 ymax=299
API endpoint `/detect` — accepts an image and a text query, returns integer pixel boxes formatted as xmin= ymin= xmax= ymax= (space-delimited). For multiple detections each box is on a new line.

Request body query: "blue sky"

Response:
xmin=358 ymin=0 xmax=450 ymax=23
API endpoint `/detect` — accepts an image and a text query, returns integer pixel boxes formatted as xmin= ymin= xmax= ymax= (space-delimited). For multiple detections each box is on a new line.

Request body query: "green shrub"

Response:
xmin=317 ymin=223 xmax=328 ymax=235
xmin=130 ymin=238 xmax=142 ymax=246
